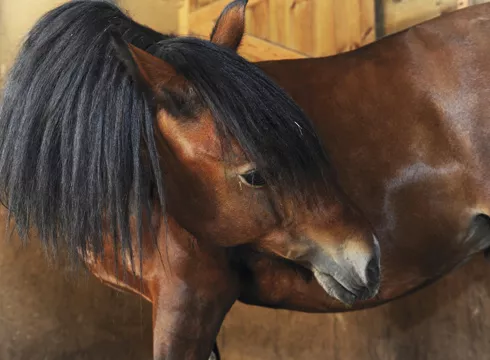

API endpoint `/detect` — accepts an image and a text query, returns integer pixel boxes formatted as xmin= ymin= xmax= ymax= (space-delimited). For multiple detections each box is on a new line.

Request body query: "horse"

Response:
xmin=208 ymin=1 xmax=490 ymax=314
xmin=0 ymin=1 xmax=381 ymax=359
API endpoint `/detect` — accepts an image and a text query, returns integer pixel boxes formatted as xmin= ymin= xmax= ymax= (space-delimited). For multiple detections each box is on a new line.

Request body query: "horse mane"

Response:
xmin=0 ymin=0 xmax=330 ymax=264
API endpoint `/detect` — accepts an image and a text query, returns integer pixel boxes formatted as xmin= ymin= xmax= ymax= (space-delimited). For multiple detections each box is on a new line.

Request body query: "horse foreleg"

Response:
xmin=83 ymin=213 xmax=237 ymax=360
xmin=151 ymin=257 xmax=236 ymax=360
xmin=149 ymin=221 xmax=238 ymax=360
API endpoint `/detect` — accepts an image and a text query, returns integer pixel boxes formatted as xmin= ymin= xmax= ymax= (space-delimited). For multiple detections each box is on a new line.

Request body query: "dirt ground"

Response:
xmin=1 ymin=227 xmax=490 ymax=360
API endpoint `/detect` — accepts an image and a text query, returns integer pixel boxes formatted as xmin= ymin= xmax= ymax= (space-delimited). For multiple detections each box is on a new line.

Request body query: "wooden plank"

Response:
xmin=196 ymin=0 xmax=216 ymax=8
xmin=188 ymin=0 xmax=199 ymax=12
xmin=457 ymin=0 xmax=470 ymax=8
xmin=245 ymin=6 xmax=254 ymax=35
xmin=326 ymin=0 xmax=375 ymax=55
xmin=178 ymin=0 xmax=190 ymax=35
xmin=383 ymin=0 xmax=460 ymax=35
xmin=313 ymin=0 xmax=336 ymax=56
xmin=359 ymin=0 xmax=376 ymax=45
xmin=332 ymin=0 xmax=357 ymax=54
xmin=282 ymin=0 xmax=294 ymax=50
xmin=313 ymin=0 xmax=375 ymax=57
xmin=268 ymin=0 xmax=281 ymax=43
xmin=248 ymin=0 xmax=270 ymax=41
xmin=290 ymin=0 xmax=315 ymax=55
xmin=237 ymin=33 xmax=308 ymax=61
xmin=261 ymin=0 xmax=293 ymax=47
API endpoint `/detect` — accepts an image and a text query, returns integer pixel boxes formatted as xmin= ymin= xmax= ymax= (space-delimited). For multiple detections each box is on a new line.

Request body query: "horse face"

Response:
xmin=118 ymin=40 xmax=380 ymax=304
xmin=156 ymin=110 xmax=380 ymax=303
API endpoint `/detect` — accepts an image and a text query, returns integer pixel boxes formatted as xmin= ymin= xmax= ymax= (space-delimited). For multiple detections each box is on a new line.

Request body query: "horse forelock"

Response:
xmin=151 ymin=38 xmax=332 ymax=198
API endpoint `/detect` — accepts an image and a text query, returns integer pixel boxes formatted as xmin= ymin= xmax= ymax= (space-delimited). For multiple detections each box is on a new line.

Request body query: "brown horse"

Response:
xmin=0 ymin=1 xmax=380 ymax=359
xmin=209 ymin=1 xmax=490 ymax=313
xmin=68 ymin=1 xmax=490 ymax=357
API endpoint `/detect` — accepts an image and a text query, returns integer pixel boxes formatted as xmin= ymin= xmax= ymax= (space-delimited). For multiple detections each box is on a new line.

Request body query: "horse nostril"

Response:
xmin=365 ymin=257 xmax=380 ymax=286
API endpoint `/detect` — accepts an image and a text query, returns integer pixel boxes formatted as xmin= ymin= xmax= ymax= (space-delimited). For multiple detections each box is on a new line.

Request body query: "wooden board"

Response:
xmin=382 ymin=0 xmax=489 ymax=35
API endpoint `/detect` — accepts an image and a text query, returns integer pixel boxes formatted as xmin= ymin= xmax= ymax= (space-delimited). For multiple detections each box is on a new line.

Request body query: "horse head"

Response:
xmin=0 ymin=0 xmax=380 ymax=305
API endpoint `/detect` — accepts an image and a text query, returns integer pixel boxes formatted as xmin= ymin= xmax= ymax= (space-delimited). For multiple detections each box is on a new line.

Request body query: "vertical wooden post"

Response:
xmin=374 ymin=0 xmax=385 ymax=39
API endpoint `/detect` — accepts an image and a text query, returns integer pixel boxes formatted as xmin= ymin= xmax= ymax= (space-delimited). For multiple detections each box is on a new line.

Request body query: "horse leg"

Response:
xmin=85 ymin=247 xmax=233 ymax=360
xmin=150 ymin=219 xmax=238 ymax=360
xmin=151 ymin=254 xmax=236 ymax=360
xmin=81 ymin=214 xmax=237 ymax=360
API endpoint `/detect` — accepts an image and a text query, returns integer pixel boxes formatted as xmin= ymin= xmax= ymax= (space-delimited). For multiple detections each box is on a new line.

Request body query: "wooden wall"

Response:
xmin=180 ymin=0 xmax=490 ymax=60
xmin=181 ymin=0 xmax=375 ymax=60
xmin=382 ymin=0 xmax=471 ymax=35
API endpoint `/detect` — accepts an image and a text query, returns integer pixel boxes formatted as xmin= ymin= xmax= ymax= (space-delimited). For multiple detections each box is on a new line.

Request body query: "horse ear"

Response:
xmin=210 ymin=0 xmax=247 ymax=51
xmin=126 ymin=44 xmax=179 ymax=90
xmin=111 ymin=35 xmax=185 ymax=92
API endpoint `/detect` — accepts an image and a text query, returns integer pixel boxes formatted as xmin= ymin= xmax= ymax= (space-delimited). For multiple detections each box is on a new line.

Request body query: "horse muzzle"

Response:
xmin=308 ymin=235 xmax=381 ymax=305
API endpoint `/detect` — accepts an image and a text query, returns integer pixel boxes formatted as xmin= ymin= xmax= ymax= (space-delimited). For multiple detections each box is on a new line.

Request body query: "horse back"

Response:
xmin=259 ymin=2 xmax=490 ymax=207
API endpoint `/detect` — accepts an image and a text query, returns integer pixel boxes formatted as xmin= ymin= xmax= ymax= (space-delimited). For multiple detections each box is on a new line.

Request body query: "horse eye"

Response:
xmin=239 ymin=170 xmax=267 ymax=188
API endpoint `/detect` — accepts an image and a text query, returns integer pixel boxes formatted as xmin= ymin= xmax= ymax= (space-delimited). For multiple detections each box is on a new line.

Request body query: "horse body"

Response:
xmin=238 ymin=3 xmax=490 ymax=311
xmin=70 ymin=1 xmax=490 ymax=356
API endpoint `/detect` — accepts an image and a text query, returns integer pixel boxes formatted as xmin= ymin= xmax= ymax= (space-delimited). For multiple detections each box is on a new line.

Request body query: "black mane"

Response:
xmin=0 ymin=0 xmax=330 ymax=263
